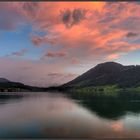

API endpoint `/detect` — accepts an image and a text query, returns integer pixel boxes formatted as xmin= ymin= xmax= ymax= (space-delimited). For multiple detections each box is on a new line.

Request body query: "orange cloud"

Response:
xmin=106 ymin=54 xmax=120 ymax=60
xmin=31 ymin=35 xmax=56 ymax=47
xmin=2 ymin=2 xmax=140 ymax=59
xmin=45 ymin=51 xmax=67 ymax=58
xmin=126 ymin=32 xmax=138 ymax=38
xmin=60 ymin=8 xmax=87 ymax=28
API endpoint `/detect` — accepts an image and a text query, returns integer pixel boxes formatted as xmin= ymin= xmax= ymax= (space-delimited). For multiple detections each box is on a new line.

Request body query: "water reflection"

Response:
xmin=81 ymin=99 xmax=140 ymax=120
xmin=0 ymin=92 xmax=140 ymax=138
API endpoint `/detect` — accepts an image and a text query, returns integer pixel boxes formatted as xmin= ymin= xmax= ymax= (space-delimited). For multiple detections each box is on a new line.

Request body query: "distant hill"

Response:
xmin=62 ymin=62 xmax=140 ymax=88
xmin=0 ymin=78 xmax=10 ymax=83
xmin=0 ymin=78 xmax=45 ymax=92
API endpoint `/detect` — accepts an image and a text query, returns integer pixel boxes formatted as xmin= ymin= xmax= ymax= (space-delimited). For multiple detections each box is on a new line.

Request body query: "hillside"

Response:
xmin=0 ymin=78 xmax=45 ymax=92
xmin=62 ymin=62 xmax=140 ymax=88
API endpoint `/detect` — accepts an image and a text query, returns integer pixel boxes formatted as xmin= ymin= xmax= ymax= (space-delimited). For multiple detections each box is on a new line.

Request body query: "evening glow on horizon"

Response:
xmin=0 ymin=2 xmax=140 ymax=87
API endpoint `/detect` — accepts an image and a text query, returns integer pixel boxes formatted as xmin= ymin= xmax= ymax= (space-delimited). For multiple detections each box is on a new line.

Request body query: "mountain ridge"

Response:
xmin=62 ymin=62 xmax=140 ymax=88
xmin=0 ymin=78 xmax=10 ymax=83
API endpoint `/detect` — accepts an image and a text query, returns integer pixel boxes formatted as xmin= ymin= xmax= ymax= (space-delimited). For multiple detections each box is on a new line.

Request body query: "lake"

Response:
xmin=0 ymin=92 xmax=140 ymax=138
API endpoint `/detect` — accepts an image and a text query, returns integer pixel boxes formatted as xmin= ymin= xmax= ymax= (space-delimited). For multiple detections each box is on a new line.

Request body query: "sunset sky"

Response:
xmin=0 ymin=2 xmax=140 ymax=87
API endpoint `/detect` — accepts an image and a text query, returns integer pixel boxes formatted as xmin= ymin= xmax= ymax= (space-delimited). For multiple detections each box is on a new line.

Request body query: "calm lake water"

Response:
xmin=0 ymin=92 xmax=140 ymax=138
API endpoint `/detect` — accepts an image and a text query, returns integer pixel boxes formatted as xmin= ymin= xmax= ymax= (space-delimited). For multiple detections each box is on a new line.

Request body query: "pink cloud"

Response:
xmin=45 ymin=51 xmax=67 ymax=58
xmin=1 ymin=2 xmax=139 ymax=59
xmin=0 ymin=3 xmax=25 ymax=30
xmin=71 ymin=58 xmax=79 ymax=64
xmin=31 ymin=35 xmax=43 ymax=46
xmin=31 ymin=35 xmax=57 ymax=47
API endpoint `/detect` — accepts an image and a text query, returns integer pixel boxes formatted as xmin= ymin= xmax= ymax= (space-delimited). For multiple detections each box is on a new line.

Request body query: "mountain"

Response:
xmin=0 ymin=78 xmax=10 ymax=83
xmin=0 ymin=78 xmax=46 ymax=92
xmin=62 ymin=62 xmax=140 ymax=88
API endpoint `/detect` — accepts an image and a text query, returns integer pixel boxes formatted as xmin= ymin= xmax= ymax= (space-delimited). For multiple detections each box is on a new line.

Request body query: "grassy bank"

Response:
xmin=63 ymin=85 xmax=140 ymax=98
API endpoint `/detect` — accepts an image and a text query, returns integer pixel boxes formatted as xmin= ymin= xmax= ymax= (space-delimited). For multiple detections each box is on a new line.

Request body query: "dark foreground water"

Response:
xmin=1 ymin=92 xmax=140 ymax=138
